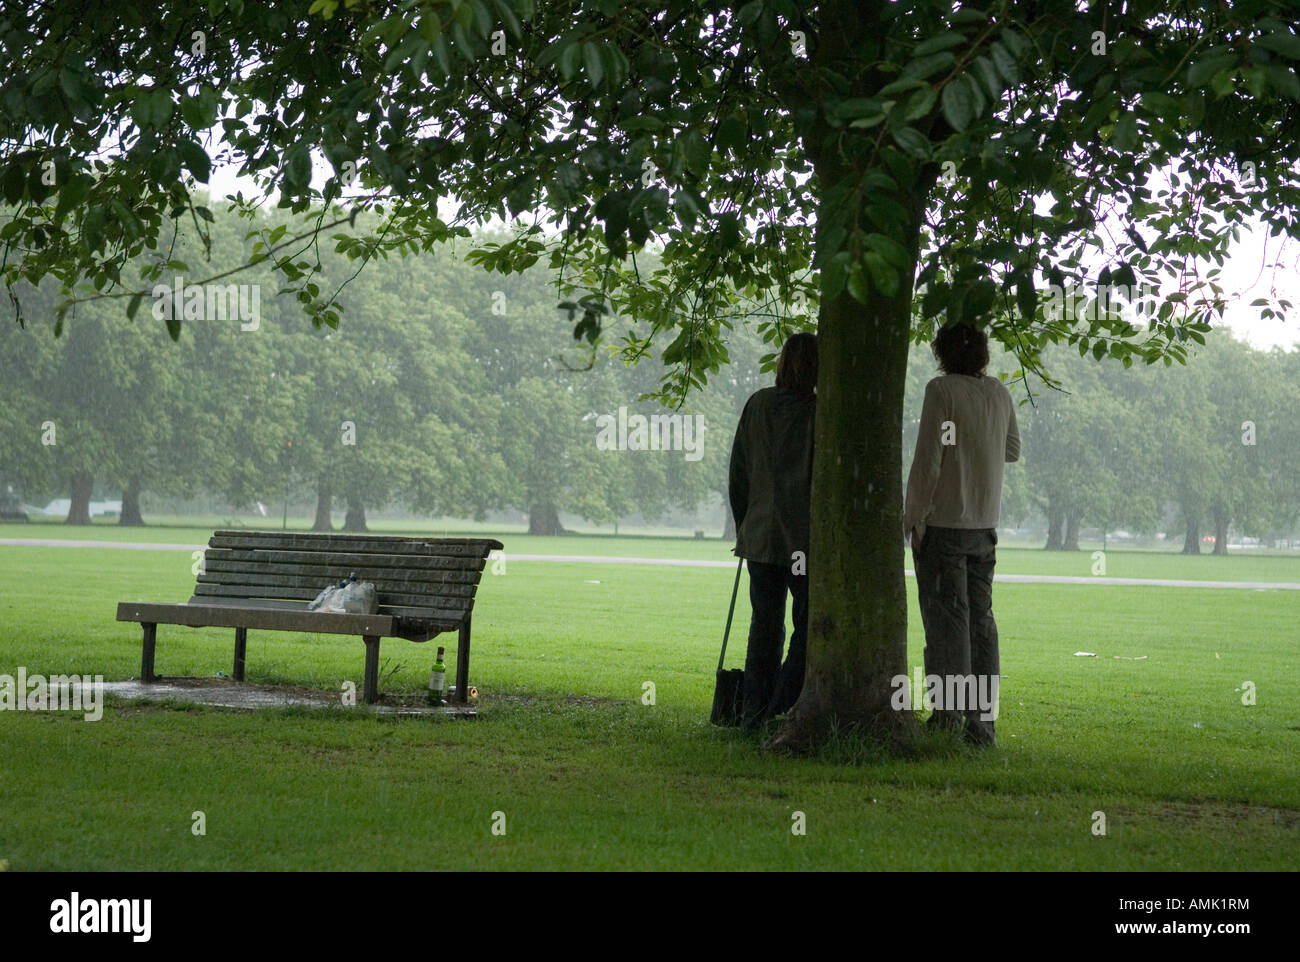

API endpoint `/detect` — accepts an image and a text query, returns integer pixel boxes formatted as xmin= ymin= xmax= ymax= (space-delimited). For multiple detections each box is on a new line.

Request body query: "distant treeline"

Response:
xmin=3 ymin=198 xmax=1296 ymax=551
xmin=0 ymin=199 xmax=766 ymax=534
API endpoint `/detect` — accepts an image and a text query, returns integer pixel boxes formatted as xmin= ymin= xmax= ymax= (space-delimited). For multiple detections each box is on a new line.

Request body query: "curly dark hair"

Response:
xmin=932 ymin=323 xmax=989 ymax=377
xmin=775 ymin=331 xmax=818 ymax=393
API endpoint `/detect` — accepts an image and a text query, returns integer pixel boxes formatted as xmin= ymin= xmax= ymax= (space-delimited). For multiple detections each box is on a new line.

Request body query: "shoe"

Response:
xmin=963 ymin=720 xmax=995 ymax=746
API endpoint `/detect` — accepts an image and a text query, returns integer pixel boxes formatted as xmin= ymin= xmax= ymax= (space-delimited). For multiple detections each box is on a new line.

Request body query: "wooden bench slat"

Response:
xmin=190 ymin=583 xmax=472 ymax=615
xmin=213 ymin=530 xmax=504 ymax=550
xmin=195 ymin=570 xmax=477 ymax=599
xmin=168 ymin=596 xmax=463 ymax=633
xmin=116 ymin=601 xmax=395 ymax=636
xmin=202 ymin=547 xmax=489 ymax=571
xmin=202 ymin=559 xmax=482 ymax=585
xmin=208 ymin=533 xmax=502 ymax=557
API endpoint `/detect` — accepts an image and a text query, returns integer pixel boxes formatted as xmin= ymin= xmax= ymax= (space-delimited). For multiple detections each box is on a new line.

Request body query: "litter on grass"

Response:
xmin=1074 ymin=651 xmax=1097 ymax=657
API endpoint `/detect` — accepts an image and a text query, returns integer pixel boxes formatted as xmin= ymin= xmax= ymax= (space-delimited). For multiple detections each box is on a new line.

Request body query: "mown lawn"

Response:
xmin=0 ymin=538 xmax=1296 ymax=870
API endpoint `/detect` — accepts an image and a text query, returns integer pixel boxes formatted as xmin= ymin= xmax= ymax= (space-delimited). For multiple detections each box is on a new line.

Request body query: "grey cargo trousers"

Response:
xmin=912 ymin=525 xmax=1000 ymax=744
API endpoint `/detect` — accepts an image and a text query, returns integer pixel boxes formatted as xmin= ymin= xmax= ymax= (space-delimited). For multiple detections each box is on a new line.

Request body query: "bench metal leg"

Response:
xmin=141 ymin=623 xmax=157 ymax=682
xmin=233 ymin=628 xmax=247 ymax=681
xmin=362 ymin=635 xmax=380 ymax=704
xmin=455 ymin=615 xmax=471 ymax=704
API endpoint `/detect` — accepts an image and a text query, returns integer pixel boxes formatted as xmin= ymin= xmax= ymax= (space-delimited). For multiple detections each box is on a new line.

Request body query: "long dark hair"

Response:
xmin=932 ymin=323 xmax=989 ymax=377
xmin=776 ymin=332 xmax=818 ymax=393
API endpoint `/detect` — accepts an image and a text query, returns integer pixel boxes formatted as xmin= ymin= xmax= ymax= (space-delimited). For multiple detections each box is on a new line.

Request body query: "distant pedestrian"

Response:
xmin=728 ymin=332 xmax=817 ymax=730
xmin=904 ymin=323 xmax=1020 ymax=745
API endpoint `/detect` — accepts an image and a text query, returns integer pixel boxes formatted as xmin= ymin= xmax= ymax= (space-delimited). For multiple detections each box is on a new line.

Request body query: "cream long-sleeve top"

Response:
xmin=904 ymin=373 xmax=1021 ymax=535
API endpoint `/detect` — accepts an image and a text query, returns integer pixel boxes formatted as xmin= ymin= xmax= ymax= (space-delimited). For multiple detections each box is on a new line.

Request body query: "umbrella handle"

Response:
xmin=717 ymin=558 xmax=744 ymax=672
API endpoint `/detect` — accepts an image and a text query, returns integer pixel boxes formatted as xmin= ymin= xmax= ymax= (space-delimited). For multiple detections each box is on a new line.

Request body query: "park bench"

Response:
xmin=116 ymin=530 xmax=503 ymax=705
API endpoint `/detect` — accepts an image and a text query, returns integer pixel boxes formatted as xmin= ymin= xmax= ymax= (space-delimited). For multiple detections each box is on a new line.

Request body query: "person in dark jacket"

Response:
xmin=728 ymin=332 xmax=817 ymax=730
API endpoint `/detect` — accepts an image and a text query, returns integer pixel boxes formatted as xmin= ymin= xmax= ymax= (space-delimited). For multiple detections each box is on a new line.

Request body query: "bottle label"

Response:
xmin=429 ymin=671 xmax=446 ymax=691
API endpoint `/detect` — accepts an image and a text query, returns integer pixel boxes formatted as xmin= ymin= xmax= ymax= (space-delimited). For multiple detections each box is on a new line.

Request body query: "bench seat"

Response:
xmin=116 ymin=530 xmax=503 ymax=704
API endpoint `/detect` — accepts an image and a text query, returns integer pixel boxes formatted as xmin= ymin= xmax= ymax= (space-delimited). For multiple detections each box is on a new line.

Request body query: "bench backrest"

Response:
xmin=193 ymin=531 xmax=503 ymax=634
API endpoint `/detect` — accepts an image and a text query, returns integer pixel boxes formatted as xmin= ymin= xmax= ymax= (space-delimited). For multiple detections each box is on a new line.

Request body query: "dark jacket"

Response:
xmin=728 ymin=386 xmax=815 ymax=565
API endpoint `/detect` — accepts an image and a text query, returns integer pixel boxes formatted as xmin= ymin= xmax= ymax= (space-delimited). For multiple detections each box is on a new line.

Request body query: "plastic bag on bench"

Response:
xmin=308 ymin=572 xmax=379 ymax=615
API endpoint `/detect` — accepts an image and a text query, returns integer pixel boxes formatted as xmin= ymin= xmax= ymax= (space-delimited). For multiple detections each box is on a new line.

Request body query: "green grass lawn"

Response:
xmin=6 ymin=517 xmax=1300 ymax=582
xmin=0 ymin=538 xmax=1297 ymax=870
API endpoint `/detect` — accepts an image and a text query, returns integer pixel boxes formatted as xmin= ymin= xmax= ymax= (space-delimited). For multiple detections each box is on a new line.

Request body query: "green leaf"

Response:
xmin=864 ymin=252 xmax=899 ymax=296
xmin=836 ymin=97 xmax=885 ymax=120
xmin=879 ymin=78 xmax=927 ymax=97
xmin=891 ymin=127 xmax=932 ymax=159
xmin=132 ymin=87 xmax=173 ymax=128
xmin=1015 ymin=271 xmax=1036 ymax=319
xmin=972 ymin=56 xmax=1003 ymax=98
xmin=431 ymin=33 xmax=452 ymax=75
xmin=903 ymin=85 xmax=938 ymax=121
xmin=914 ymin=32 xmax=966 ymax=57
xmin=951 ymin=7 xmax=988 ymax=25
xmin=582 ymin=42 xmax=603 ymax=88
xmin=941 ymin=77 xmax=974 ymax=131
xmin=901 ymin=51 xmax=956 ymax=82
xmin=1188 ymin=54 xmax=1237 ymax=88
xmin=846 ymin=262 xmax=868 ymax=304
xmin=178 ymin=139 xmax=211 ymax=182
xmin=165 ymin=314 xmax=182 ymax=341
xmin=1266 ymin=64 xmax=1300 ymax=99
xmin=865 ymin=232 xmax=910 ymax=269
xmin=82 ymin=204 xmax=106 ymax=251
xmin=681 ymin=129 xmax=710 ymax=177
xmin=54 ymin=173 xmax=93 ymax=222
xmin=1257 ymin=31 xmax=1300 ymax=60
xmin=1113 ymin=113 xmax=1138 ymax=151
xmin=493 ymin=0 xmax=523 ymax=38
xmin=127 ymin=292 xmax=144 ymax=321
xmin=283 ymin=143 xmax=311 ymax=193
xmin=989 ymin=42 xmax=1018 ymax=85
xmin=559 ymin=42 xmax=581 ymax=80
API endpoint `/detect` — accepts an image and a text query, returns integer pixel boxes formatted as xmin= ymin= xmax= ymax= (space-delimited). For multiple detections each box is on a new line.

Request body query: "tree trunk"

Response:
xmin=119 ymin=484 xmax=145 ymax=526
xmin=1212 ymin=501 xmax=1229 ymax=556
xmin=66 ymin=472 xmax=93 ymax=525
xmin=1181 ymin=510 xmax=1200 ymax=555
xmin=768 ymin=150 xmax=929 ymax=755
xmin=1044 ymin=501 xmax=1064 ymax=550
xmin=528 ymin=502 xmax=566 ymax=536
xmin=312 ymin=474 xmax=333 ymax=532
xmin=343 ymin=494 xmax=368 ymax=532
xmin=1062 ymin=508 xmax=1082 ymax=552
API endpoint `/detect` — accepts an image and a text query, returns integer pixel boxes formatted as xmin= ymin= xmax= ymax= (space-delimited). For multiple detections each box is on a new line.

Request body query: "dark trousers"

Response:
xmin=741 ymin=560 xmax=808 ymax=728
xmin=912 ymin=526 xmax=1000 ymax=743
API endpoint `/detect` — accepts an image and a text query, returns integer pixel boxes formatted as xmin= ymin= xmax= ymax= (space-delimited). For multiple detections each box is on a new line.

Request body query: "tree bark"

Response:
xmin=1181 ymin=509 xmax=1200 ymax=555
xmin=343 ymin=494 xmax=368 ymax=532
xmin=119 ymin=484 xmax=145 ymax=526
xmin=1212 ymin=501 xmax=1229 ymax=556
xmin=66 ymin=473 xmax=93 ymax=525
xmin=528 ymin=502 xmax=566 ymax=536
xmin=768 ymin=152 xmax=929 ymax=754
xmin=722 ymin=497 xmax=737 ymax=541
xmin=1062 ymin=508 xmax=1082 ymax=552
xmin=312 ymin=474 xmax=333 ymax=532
xmin=1044 ymin=501 xmax=1064 ymax=550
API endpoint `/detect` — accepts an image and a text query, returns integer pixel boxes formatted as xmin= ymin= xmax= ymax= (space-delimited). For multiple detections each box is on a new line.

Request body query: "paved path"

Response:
xmin=4 ymin=538 xmax=1298 ymax=590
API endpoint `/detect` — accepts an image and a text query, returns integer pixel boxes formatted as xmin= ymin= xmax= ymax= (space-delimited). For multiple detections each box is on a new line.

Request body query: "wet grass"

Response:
xmin=0 ymin=540 xmax=1297 ymax=870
